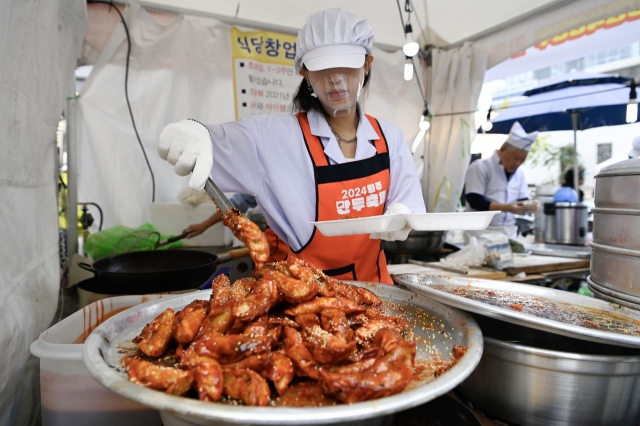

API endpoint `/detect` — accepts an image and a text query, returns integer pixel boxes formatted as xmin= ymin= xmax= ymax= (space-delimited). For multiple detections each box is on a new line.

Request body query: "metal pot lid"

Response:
xmin=83 ymin=282 xmax=483 ymax=425
xmin=394 ymin=274 xmax=640 ymax=348
xmin=595 ymin=157 xmax=640 ymax=178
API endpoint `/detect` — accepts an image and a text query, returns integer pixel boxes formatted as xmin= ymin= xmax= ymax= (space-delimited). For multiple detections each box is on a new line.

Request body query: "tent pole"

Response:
xmin=422 ymin=57 xmax=432 ymax=211
xmin=571 ymin=112 xmax=579 ymax=196
xmin=65 ymin=96 xmax=78 ymax=259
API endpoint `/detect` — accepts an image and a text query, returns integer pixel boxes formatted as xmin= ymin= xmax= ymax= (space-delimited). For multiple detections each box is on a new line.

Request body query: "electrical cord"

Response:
xmin=87 ymin=0 xmax=156 ymax=202
xmin=396 ymin=0 xmax=427 ymax=104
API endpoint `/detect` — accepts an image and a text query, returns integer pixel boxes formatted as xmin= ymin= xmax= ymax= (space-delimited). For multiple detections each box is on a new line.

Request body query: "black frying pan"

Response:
xmin=78 ymin=248 xmax=250 ymax=293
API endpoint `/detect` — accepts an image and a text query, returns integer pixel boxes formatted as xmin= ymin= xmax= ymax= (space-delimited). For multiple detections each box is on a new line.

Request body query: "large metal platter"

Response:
xmin=83 ymin=282 xmax=483 ymax=426
xmin=394 ymin=274 xmax=640 ymax=348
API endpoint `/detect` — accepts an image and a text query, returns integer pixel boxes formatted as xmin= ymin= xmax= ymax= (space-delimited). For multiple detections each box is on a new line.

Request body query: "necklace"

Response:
xmin=329 ymin=115 xmax=359 ymax=147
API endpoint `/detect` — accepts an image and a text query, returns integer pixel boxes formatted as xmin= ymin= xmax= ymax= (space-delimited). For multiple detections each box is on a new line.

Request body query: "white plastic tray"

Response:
xmin=312 ymin=211 xmax=499 ymax=237
xmin=312 ymin=214 xmax=406 ymax=237
xmin=404 ymin=211 xmax=499 ymax=231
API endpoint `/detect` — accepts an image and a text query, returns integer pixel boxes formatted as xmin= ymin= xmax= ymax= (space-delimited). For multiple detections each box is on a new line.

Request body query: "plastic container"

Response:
xmin=30 ymin=295 xmax=171 ymax=426
xmin=403 ymin=211 xmax=499 ymax=231
xmin=312 ymin=214 xmax=406 ymax=236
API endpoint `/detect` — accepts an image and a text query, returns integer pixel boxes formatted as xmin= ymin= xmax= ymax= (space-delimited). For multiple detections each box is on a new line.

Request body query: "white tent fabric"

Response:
xmin=476 ymin=0 xmax=640 ymax=69
xmin=78 ymin=5 xmax=423 ymax=229
xmin=485 ymin=10 xmax=640 ymax=81
xmin=0 ymin=0 xmax=87 ymax=424
xmin=424 ymin=43 xmax=487 ymax=212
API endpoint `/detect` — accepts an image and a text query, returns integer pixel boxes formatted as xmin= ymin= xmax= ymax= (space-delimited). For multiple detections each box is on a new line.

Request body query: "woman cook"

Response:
xmin=158 ymin=8 xmax=425 ymax=284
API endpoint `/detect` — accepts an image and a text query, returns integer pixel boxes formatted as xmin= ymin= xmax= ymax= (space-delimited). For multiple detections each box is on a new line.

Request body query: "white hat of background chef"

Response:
xmin=629 ymin=136 xmax=640 ymax=158
xmin=505 ymin=122 xmax=538 ymax=152
xmin=294 ymin=8 xmax=374 ymax=73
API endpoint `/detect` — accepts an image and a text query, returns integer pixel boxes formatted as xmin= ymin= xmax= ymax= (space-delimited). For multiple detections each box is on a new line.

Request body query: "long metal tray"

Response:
xmin=393 ymin=274 xmax=640 ymax=348
xmin=524 ymin=243 xmax=591 ymax=259
xmin=83 ymin=282 xmax=483 ymax=426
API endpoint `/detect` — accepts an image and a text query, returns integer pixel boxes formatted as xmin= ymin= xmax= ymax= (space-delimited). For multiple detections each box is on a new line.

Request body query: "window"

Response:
xmin=597 ymin=143 xmax=612 ymax=164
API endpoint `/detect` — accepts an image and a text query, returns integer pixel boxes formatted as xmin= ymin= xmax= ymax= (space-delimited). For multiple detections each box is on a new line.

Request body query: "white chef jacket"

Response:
xmin=207 ymin=104 xmax=425 ymax=251
xmin=464 ymin=151 xmax=530 ymax=228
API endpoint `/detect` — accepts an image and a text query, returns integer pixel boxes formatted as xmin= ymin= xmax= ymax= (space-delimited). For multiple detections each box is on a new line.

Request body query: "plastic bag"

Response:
xmin=479 ymin=232 xmax=514 ymax=270
xmin=441 ymin=237 xmax=486 ymax=268
xmin=83 ymin=223 xmax=183 ymax=260
xmin=177 ymin=188 xmax=213 ymax=207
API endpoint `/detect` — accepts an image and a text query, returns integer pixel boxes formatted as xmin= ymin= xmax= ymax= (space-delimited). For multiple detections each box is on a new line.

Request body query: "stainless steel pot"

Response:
xmin=590 ymin=242 xmax=640 ymax=297
xmin=382 ymin=230 xmax=445 ymax=255
xmin=543 ymin=202 xmax=588 ymax=245
xmin=458 ymin=315 xmax=640 ymax=426
xmin=592 ymin=207 xmax=640 ymax=251
xmin=535 ymin=185 xmax=559 ymax=242
xmin=543 ymin=202 xmax=557 ymax=243
xmin=594 ymin=158 xmax=640 ymax=209
xmin=554 ymin=202 xmax=588 ymax=245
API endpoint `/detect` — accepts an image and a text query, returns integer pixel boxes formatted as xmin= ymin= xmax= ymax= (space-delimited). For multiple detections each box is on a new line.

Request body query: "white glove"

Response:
xmin=158 ymin=119 xmax=213 ymax=190
xmin=370 ymin=203 xmax=412 ymax=241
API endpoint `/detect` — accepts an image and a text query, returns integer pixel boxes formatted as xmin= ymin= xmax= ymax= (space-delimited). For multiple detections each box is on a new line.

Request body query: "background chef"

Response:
xmin=464 ymin=122 xmax=538 ymax=239
xmin=157 ymin=8 xmax=425 ymax=284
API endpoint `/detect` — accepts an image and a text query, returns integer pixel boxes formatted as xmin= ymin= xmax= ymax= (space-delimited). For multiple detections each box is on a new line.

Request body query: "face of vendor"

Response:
xmin=299 ymin=56 xmax=373 ymax=114
xmin=498 ymin=144 xmax=528 ymax=173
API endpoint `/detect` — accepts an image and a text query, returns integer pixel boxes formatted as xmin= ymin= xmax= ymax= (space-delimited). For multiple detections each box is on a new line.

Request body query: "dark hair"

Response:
xmin=291 ymin=63 xmax=372 ymax=113
xmin=564 ymin=168 xmax=584 ymax=187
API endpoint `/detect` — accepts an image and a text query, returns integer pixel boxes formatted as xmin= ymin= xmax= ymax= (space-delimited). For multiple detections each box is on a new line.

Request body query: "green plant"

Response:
xmin=526 ymin=135 xmax=582 ymax=183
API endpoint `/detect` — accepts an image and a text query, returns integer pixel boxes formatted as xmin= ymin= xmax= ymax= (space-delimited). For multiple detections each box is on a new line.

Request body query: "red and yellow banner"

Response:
xmin=535 ymin=9 xmax=640 ymax=51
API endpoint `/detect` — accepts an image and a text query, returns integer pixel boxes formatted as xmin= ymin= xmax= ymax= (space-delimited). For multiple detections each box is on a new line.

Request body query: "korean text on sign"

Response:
xmin=336 ymin=181 xmax=386 ymax=215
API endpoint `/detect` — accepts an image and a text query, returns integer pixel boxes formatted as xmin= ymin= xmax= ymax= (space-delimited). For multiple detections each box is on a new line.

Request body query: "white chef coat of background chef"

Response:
xmin=207 ymin=105 xmax=425 ymax=251
xmin=465 ymin=122 xmax=536 ymax=239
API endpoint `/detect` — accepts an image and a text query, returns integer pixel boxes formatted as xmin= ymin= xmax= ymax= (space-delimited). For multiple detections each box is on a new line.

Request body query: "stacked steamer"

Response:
xmin=590 ymin=157 xmax=640 ymax=309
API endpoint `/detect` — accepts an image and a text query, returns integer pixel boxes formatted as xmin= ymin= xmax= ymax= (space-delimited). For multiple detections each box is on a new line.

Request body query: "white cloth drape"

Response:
xmin=424 ymin=42 xmax=487 ymax=212
xmin=78 ymin=5 xmax=236 ymax=229
xmin=77 ymin=6 xmax=424 ymax=229
xmin=0 ymin=1 xmax=86 ymax=424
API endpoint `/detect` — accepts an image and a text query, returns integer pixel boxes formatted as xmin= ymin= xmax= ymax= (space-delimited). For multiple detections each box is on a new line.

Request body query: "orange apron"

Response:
xmin=265 ymin=112 xmax=393 ymax=284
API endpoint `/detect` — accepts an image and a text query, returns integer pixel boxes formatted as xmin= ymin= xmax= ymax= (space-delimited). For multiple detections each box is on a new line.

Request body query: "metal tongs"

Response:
xmin=203 ymin=177 xmax=235 ymax=213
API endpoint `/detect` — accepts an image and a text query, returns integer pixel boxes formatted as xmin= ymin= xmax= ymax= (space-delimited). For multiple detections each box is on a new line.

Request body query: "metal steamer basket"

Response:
xmin=592 ymin=157 xmax=640 ymax=299
xmin=394 ymin=274 xmax=640 ymax=426
xmin=83 ymin=283 xmax=483 ymax=426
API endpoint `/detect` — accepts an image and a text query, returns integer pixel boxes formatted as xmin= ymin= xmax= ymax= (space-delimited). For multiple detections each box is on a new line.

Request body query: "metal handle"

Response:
xmin=157 ymin=231 xmax=188 ymax=247
xmin=217 ymin=247 xmax=251 ymax=263
xmin=77 ymin=262 xmax=96 ymax=273
xmin=203 ymin=178 xmax=235 ymax=213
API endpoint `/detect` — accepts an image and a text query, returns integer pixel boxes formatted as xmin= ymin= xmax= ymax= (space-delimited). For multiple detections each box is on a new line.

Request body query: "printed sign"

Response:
xmin=335 ymin=181 xmax=386 ymax=215
xmin=231 ymin=28 xmax=301 ymax=120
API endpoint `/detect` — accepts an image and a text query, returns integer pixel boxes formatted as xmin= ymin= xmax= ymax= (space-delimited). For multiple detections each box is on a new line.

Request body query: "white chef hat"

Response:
xmin=294 ymin=8 xmax=374 ymax=73
xmin=629 ymin=136 xmax=640 ymax=158
xmin=505 ymin=122 xmax=538 ymax=152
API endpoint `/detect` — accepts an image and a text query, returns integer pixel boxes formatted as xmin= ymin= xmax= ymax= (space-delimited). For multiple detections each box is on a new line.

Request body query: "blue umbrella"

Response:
xmin=486 ymin=72 xmax=636 ymax=192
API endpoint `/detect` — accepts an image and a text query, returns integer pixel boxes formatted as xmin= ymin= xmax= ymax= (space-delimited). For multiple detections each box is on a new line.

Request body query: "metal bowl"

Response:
xmin=458 ymin=314 xmax=640 ymax=426
xmin=83 ymin=282 xmax=483 ymax=426
xmin=382 ymin=230 xmax=445 ymax=255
